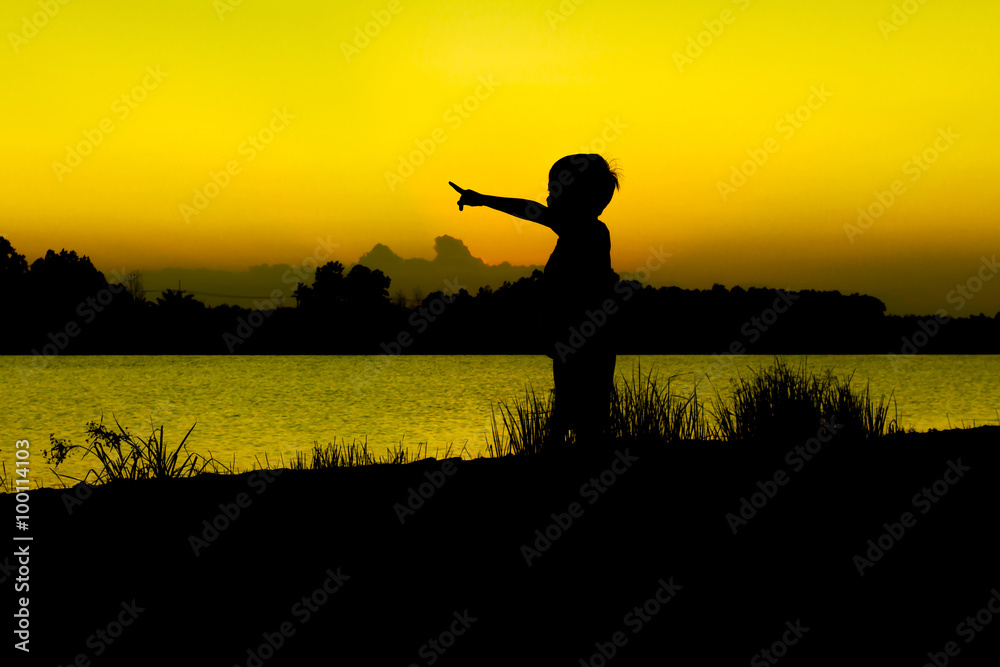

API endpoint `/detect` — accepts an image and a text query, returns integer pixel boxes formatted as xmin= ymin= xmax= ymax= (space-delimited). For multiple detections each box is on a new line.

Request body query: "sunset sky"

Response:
xmin=2 ymin=0 xmax=997 ymax=315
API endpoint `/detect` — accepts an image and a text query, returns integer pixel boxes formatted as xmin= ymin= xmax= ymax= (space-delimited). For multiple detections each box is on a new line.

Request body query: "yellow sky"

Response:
xmin=1 ymin=0 xmax=998 ymax=314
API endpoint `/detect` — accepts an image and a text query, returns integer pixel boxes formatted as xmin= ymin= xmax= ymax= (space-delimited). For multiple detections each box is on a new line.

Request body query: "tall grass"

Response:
xmin=46 ymin=420 xmax=453 ymax=487
xmin=488 ymin=387 xmax=552 ymax=457
xmin=286 ymin=437 xmax=415 ymax=470
xmin=608 ymin=366 xmax=716 ymax=443
xmin=488 ymin=366 xmax=714 ymax=456
xmin=48 ymin=416 xmax=228 ymax=484
xmin=488 ymin=358 xmax=900 ymax=455
xmin=710 ymin=358 xmax=899 ymax=442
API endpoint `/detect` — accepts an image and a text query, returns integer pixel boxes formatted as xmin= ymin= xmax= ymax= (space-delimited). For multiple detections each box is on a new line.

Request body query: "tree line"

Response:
xmin=2 ymin=237 xmax=997 ymax=357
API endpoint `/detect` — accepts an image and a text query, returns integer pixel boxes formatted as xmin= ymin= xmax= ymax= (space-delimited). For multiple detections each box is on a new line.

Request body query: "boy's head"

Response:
xmin=546 ymin=154 xmax=620 ymax=218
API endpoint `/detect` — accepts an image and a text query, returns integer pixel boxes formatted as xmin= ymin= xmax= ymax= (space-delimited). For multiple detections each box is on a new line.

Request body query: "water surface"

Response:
xmin=3 ymin=355 xmax=997 ymax=488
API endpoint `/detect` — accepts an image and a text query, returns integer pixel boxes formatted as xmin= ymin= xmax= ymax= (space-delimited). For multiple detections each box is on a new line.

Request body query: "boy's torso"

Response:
xmin=544 ymin=218 xmax=612 ymax=289
xmin=541 ymin=218 xmax=617 ymax=355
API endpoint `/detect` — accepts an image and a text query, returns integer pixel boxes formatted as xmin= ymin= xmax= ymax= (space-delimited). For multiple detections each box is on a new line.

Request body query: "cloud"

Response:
xmin=357 ymin=235 xmax=542 ymax=299
xmin=134 ymin=237 xmax=541 ymax=307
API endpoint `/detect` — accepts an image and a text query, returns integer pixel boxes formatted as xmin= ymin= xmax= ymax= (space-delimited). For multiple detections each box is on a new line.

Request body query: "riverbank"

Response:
xmin=5 ymin=426 xmax=999 ymax=666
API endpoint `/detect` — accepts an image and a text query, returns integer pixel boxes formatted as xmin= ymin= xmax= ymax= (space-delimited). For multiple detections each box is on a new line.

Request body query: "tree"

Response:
xmin=294 ymin=261 xmax=391 ymax=311
xmin=121 ymin=271 xmax=146 ymax=304
xmin=343 ymin=265 xmax=390 ymax=305
xmin=155 ymin=289 xmax=206 ymax=313
xmin=293 ymin=261 xmax=344 ymax=309
xmin=314 ymin=261 xmax=346 ymax=298
xmin=0 ymin=237 xmax=30 ymax=332
xmin=25 ymin=248 xmax=109 ymax=318
xmin=0 ymin=236 xmax=28 ymax=282
xmin=28 ymin=249 xmax=106 ymax=290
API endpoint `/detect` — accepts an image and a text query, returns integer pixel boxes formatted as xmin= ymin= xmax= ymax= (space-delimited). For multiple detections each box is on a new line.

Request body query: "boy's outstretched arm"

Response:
xmin=449 ymin=182 xmax=551 ymax=228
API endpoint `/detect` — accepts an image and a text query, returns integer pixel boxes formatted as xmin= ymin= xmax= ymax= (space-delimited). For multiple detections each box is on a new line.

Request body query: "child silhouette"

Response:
xmin=450 ymin=154 xmax=620 ymax=447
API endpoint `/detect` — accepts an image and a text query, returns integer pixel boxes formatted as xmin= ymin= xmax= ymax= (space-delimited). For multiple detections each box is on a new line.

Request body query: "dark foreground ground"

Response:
xmin=5 ymin=426 xmax=999 ymax=666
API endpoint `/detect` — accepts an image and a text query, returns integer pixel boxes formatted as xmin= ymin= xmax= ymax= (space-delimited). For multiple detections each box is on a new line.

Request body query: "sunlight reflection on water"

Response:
xmin=2 ymin=354 xmax=997 ymax=488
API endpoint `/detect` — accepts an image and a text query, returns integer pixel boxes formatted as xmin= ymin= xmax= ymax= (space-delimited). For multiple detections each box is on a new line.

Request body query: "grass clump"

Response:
xmin=608 ymin=366 xmax=716 ymax=444
xmin=710 ymin=358 xmax=899 ymax=442
xmin=286 ymin=438 xmax=415 ymax=470
xmin=46 ymin=415 xmax=227 ymax=485
xmin=488 ymin=387 xmax=552 ymax=457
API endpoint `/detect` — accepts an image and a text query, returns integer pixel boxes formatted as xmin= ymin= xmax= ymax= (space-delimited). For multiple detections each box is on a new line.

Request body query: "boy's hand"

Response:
xmin=449 ymin=181 xmax=484 ymax=211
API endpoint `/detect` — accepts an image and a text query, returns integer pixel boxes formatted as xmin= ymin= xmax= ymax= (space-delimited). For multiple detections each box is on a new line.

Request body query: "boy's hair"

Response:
xmin=549 ymin=154 xmax=620 ymax=216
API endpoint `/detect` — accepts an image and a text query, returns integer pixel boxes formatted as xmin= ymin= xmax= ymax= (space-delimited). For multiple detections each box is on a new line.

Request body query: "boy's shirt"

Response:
xmin=542 ymin=216 xmax=617 ymax=358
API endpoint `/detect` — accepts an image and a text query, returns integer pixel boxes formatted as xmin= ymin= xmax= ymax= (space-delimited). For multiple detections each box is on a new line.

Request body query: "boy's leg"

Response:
xmin=558 ymin=351 xmax=615 ymax=446
xmin=573 ymin=352 xmax=616 ymax=445
xmin=547 ymin=358 xmax=572 ymax=449
xmin=549 ymin=351 xmax=616 ymax=448
xmin=594 ymin=352 xmax=617 ymax=436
